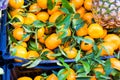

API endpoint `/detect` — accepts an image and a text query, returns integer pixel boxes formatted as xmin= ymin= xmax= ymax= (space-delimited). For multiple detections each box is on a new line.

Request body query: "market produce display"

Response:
xmin=2 ymin=0 xmax=120 ymax=79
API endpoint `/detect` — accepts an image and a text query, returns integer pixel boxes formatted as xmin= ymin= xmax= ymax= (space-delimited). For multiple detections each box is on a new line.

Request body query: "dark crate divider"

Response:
xmin=2 ymin=65 xmax=60 ymax=80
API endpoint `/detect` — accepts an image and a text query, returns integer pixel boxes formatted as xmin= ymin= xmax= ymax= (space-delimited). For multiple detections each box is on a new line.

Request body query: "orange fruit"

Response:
xmin=66 ymin=69 xmax=76 ymax=80
xmin=17 ymin=76 xmax=32 ymax=80
xmin=49 ymin=11 xmax=63 ymax=23
xmin=70 ymin=0 xmax=84 ymax=9
xmin=119 ymin=44 xmax=120 ymax=50
xmin=58 ymin=28 xmax=72 ymax=37
xmin=100 ymin=29 xmax=107 ymax=38
xmin=38 ymin=35 xmax=46 ymax=44
xmin=98 ymin=42 xmax=114 ymax=56
xmin=20 ymin=42 xmax=27 ymax=48
xmin=27 ymin=50 xmax=40 ymax=59
xmin=45 ymin=33 xmax=62 ymax=50
xmin=13 ymin=28 xmax=30 ymax=41
xmin=94 ymin=65 xmax=105 ymax=74
xmin=37 ymin=0 xmax=47 ymax=9
xmin=64 ymin=47 xmax=77 ymax=59
xmin=104 ymin=34 xmax=120 ymax=50
xmin=80 ymin=36 xmax=94 ymax=51
xmin=10 ymin=8 xmax=24 ymax=17
xmin=66 ymin=28 xmax=72 ymax=36
xmin=83 ymin=12 xmax=93 ymax=24
xmin=12 ymin=15 xmax=24 ymax=28
xmin=12 ymin=42 xmax=27 ymax=48
xmin=24 ymin=13 xmax=37 ymax=25
xmin=88 ymin=23 xmax=104 ymax=38
xmin=86 ymin=49 xmax=93 ymax=54
xmin=84 ymin=0 xmax=92 ymax=11
xmin=34 ymin=76 xmax=43 ymax=80
xmin=42 ymin=49 xmax=55 ymax=60
xmin=52 ymin=0 xmax=61 ymax=5
xmin=37 ymin=11 xmax=49 ymax=22
xmin=110 ymin=58 xmax=120 ymax=71
xmin=37 ymin=27 xmax=45 ymax=39
xmin=48 ymin=5 xmax=60 ymax=15
xmin=76 ymin=7 xmax=86 ymax=18
xmin=9 ymin=0 xmax=24 ymax=9
xmin=46 ymin=74 xmax=58 ymax=80
xmin=90 ymin=76 xmax=97 ymax=80
xmin=29 ymin=3 xmax=41 ymax=14
xmin=76 ymin=23 xmax=88 ymax=36
xmin=13 ymin=45 xmax=28 ymax=59
xmin=18 ymin=41 xmax=27 ymax=48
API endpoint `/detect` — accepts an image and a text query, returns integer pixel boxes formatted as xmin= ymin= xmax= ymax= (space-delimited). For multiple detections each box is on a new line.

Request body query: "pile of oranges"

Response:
xmin=7 ymin=0 xmax=120 ymax=80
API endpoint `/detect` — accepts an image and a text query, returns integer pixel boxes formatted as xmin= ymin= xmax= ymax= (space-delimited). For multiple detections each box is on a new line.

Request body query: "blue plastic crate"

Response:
xmin=0 ymin=10 xmax=78 ymax=66
xmin=1 ymin=9 xmax=116 ymax=61
xmin=0 ymin=10 xmax=7 ymax=55
xmin=0 ymin=9 xmax=116 ymax=69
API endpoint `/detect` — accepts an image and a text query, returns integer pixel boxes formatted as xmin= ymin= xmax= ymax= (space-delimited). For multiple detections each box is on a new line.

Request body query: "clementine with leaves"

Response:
xmin=83 ymin=12 xmax=93 ymax=24
xmin=70 ymin=0 xmax=84 ymax=9
xmin=24 ymin=13 xmax=37 ymax=25
xmin=64 ymin=47 xmax=77 ymax=59
xmin=48 ymin=5 xmax=60 ymax=15
xmin=100 ymin=29 xmax=107 ymax=38
xmin=12 ymin=14 xmax=24 ymax=28
xmin=90 ymin=76 xmax=97 ymax=80
xmin=76 ymin=7 xmax=86 ymax=18
xmin=42 ymin=49 xmax=56 ymax=60
xmin=17 ymin=76 xmax=32 ymax=80
xmin=37 ymin=12 xmax=49 ymax=22
xmin=27 ymin=50 xmax=40 ymax=59
xmin=80 ymin=36 xmax=94 ymax=51
xmin=49 ymin=11 xmax=63 ymax=23
xmin=76 ymin=23 xmax=88 ymax=36
xmin=34 ymin=76 xmax=43 ymax=80
xmin=98 ymin=42 xmax=114 ymax=56
xmin=37 ymin=0 xmax=47 ymax=9
xmin=13 ymin=45 xmax=28 ymax=60
xmin=110 ymin=58 xmax=120 ymax=71
xmin=37 ymin=27 xmax=45 ymax=39
xmin=88 ymin=23 xmax=104 ymax=38
xmin=13 ymin=27 xmax=30 ymax=41
xmin=29 ymin=3 xmax=41 ymax=14
xmin=9 ymin=0 xmax=24 ymax=9
xmin=18 ymin=41 xmax=27 ymax=48
xmin=94 ymin=65 xmax=105 ymax=74
xmin=104 ymin=34 xmax=120 ymax=50
xmin=84 ymin=0 xmax=92 ymax=11
xmin=38 ymin=35 xmax=46 ymax=44
xmin=66 ymin=69 xmax=76 ymax=80
xmin=10 ymin=8 xmax=24 ymax=17
xmin=46 ymin=74 xmax=58 ymax=80
xmin=45 ymin=33 xmax=62 ymax=50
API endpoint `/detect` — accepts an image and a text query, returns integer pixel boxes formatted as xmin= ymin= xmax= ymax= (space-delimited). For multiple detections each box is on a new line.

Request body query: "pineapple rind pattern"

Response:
xmin=92 ymin=0 xmax=120 ymax=28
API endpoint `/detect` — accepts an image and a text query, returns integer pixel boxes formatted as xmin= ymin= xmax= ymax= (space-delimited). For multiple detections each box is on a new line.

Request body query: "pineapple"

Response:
xmin=92 ymin=0 xmax=120 ymax=28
